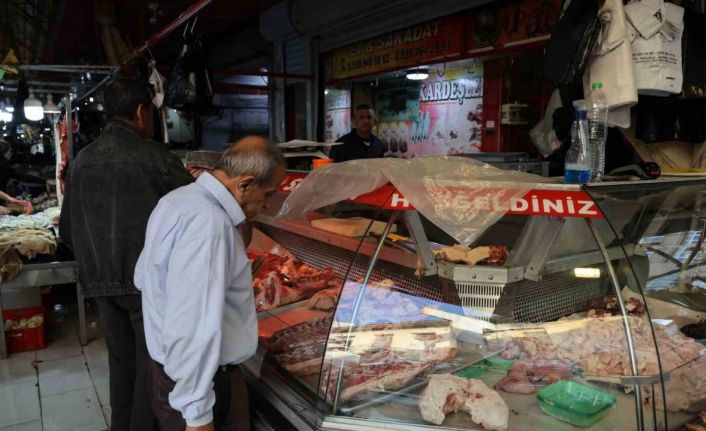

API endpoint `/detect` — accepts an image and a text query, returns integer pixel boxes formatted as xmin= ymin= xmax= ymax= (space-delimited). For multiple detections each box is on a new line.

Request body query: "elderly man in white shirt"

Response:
xmin=135 ymin=137 xmax=286 ymax=431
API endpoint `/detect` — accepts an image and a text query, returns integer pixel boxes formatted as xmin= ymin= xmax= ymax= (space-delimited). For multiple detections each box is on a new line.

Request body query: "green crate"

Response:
xmin=537 ymin=381 xmax=616 ymax=427
xmin=484 ymin=357 xmax=514 ymax=370
xmin=453 ymin=364 xmax=488 ymax=379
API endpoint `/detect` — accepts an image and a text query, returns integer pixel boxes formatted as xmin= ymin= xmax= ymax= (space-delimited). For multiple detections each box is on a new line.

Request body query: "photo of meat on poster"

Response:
xmin=377 ymin=60 xmax=484 ymax=158
xmin=324 ymin=88 xmax=352 ymax=142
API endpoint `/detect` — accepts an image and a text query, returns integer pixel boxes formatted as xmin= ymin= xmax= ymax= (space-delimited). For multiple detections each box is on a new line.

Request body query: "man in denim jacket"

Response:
xmin=59 ymin=78 xmax=192 ymax=431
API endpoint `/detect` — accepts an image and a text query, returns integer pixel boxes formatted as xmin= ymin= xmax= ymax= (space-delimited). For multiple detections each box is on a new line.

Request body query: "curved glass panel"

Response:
xmin=587 ymin=180 xmax=706 ymax=431
xmin=317 ymin=204 xmax=641 ymax=431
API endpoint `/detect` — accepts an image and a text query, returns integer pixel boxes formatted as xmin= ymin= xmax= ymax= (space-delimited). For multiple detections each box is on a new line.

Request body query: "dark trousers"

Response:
xmin=148 ymin=358 xmax=250 ymax=431
xmin=95 ymin=295 xmax=157 ymax=431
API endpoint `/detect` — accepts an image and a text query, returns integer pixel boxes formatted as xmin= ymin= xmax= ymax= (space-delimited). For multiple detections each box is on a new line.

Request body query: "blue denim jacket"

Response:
xmin=59 ymin=120 xmax=193 ymax=297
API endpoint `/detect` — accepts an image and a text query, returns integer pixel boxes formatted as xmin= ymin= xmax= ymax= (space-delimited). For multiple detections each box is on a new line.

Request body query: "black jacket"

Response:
xmin=59 ymin=120 xmax=193 ymax=298
xmin=330 ymin=129 xmax=385 ymax=162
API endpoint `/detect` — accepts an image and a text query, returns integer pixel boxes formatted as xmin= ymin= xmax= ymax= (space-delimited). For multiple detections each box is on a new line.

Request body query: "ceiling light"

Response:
xmin=0 ymin=111 xmax=11 ymax=123
xmin=89 ymin=97 xmax=94 ymax=103
xmin=24 ymin=90 xmax=44 ymax=121
xmin=406 ymin=68 xmax=429 ymax=81
xmin=574 ymin=268 xmax=601 ymax=279
xmin=43 ymin=94 xmax=60 ymax=114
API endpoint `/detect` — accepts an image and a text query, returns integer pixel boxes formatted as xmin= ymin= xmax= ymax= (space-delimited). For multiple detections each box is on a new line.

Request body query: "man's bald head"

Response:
xmin=230 ymin=135 xmax=270 ymax=152
xmin=215 ymin=136 xmax=285 ymax=185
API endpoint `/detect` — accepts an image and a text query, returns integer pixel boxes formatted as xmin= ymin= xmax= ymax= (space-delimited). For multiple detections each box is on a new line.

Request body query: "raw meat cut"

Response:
xmin=418 ymin=374 xmax=509 ymax=431
xmin=498 ymin=316 xmax=706 ymax=411
xmin=586 ymin=295 xmax=645 ymax=318
xmin=262 ymin=317 xmax=333 ymax=377
xmin=433 ymin=245 xmax=508 ymax=266
xmin=308 ymin=288 xmax=341 ymax=311
xmin=249 ymin=252 xmax=341 ymax=311
xmin=324 ymin=349 xmax=433 ymax=402
xmin=263 ymin=317 xmax=332 ymax=354
xmin=495 ymin=360 xmax=572 ymax=394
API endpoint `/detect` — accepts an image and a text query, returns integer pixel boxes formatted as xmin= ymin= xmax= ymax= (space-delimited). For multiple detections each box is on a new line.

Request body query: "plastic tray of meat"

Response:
xmin=336 ymin=361 xmax=465 ymax=415
xmin=336 ymin=346 xmax=505 ymax=415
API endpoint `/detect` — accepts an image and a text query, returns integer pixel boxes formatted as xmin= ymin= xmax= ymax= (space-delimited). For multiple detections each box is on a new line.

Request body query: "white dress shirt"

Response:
xmin=134 ymin=172 xmax=257 ymax=427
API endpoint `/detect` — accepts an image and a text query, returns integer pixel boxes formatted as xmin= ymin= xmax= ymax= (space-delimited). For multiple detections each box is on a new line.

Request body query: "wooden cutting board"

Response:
xmin=258 ymin=308 xmax=331 ymax=339
xmin=310 ymin=217 xmax=397 ymax=237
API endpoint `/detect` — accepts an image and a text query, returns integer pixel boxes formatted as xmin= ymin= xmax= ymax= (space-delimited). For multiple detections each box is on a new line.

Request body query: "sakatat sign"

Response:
xmin=331 ymin=15 xmax=464 ymax=80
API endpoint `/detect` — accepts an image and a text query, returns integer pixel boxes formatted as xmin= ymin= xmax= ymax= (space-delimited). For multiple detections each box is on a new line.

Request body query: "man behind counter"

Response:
xmin=329 ymin=104 xmax=385 ymax=162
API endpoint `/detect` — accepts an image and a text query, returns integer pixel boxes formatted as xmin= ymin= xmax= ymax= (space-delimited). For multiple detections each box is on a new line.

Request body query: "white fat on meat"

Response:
xmin=419 ymin=374 xmax=509 ymax=431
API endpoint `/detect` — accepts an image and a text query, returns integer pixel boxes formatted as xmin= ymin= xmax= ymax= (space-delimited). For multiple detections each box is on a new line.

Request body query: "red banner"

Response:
xmin=279 ymin=172 xmax=603 ymax=219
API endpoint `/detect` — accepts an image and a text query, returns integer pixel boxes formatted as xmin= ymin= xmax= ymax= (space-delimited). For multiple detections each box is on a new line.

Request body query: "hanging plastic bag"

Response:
xmin=277 ymin=157 xmax=547 ymax=246
xmin=583 ymin=0 xmax=637 ymax=128
xmin=164 ymin=20 xmax=213 ymax=110
xmin=625 ymin=0 xmax=685 ymax=96
xmin=530 ymin=90 xmax=563 ymax=157
xmin=682 ymin=11 xmax=706 ymax=98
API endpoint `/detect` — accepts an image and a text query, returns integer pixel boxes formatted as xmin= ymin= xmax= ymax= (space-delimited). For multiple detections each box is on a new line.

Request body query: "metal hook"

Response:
xmin=145 ymin=44 xmax=156 ymax=62
xmin=183 ymin=17 xmax=199 ymax=41
xmin=437 ymin=61 xmax=446 ymax=78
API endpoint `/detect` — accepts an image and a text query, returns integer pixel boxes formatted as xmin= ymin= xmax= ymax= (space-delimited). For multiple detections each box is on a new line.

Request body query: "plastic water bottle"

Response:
xmin=588 ymin=82 xmax=608 ymax=180
xmin=564 ymin=100 xmax=591 ymax=184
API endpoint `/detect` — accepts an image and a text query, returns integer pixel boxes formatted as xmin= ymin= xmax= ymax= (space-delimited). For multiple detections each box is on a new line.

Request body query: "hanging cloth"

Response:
xmin=148 ymin=60 xmax=170 ymax=144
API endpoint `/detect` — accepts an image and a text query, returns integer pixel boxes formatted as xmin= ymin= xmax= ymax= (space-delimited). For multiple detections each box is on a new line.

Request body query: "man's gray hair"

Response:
xmin=215 ymin=142 xmax=286 ymax=185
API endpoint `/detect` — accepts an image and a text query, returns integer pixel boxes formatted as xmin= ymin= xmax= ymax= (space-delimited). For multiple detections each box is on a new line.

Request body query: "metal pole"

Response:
xmin=8 ymin=65 xmax=115 ymax=74
xmin=0 ymin=285 xmax=7 ymax=359
xmin=132 ymin=0 xmax=214 ymax=59
xmin=585 ymin=218 xmax=644 ymax=431
xmin=332 ymin=212 xmax=399 ymax=411
xmin=65 ymin=95 xmax=73 ymax=166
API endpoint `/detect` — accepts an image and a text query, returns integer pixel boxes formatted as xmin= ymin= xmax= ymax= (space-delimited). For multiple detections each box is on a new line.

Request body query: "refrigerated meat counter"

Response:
xmin=242 ymin=163 xmax=706 ymax=431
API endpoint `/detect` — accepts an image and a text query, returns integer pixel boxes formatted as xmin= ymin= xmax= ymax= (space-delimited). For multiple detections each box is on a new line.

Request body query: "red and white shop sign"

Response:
xmin=278 ymin=173 xmax=603 ymax=219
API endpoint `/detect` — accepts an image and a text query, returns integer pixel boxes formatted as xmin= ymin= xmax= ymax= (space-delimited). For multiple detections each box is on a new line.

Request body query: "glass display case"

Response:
xmin=243 ymin=170 xmax=706 ymax=431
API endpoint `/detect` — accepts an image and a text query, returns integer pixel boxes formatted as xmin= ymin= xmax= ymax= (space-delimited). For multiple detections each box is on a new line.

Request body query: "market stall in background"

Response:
xmin=1 ymin=0 xmax=706 ymax=430
xmin=319 ymin=0 xmax=560 ymax=168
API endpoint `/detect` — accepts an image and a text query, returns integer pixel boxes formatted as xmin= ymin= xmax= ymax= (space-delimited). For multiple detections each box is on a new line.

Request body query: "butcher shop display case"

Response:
xmin=242 ymin=159 xmax=706 ymax=431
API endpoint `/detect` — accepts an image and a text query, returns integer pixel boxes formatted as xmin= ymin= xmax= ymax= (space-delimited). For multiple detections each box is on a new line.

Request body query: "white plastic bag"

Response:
xmin=530 ymin=90 xmax=563 ymax=157
xmin=277 ymin=157 xmax=547 ymax=246
xmin=626 ymin=0 xmax=684 ymax=96
xmin=584 ymin=0 xmax=638 ymax=128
